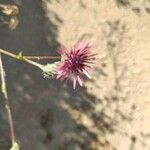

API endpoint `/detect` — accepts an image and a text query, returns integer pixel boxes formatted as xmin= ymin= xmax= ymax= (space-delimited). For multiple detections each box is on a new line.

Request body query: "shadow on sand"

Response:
xmin=0 ymin=1 xmax=131 ymax=150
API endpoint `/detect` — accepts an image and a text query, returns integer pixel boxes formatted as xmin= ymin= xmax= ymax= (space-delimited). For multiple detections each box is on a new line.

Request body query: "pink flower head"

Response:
xmin=56 ymin=42 xmax=96 ymax=89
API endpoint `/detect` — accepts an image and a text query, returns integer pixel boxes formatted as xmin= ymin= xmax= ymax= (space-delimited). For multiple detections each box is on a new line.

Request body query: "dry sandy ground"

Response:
xmin=0 ymin=0 xmax=150 ymax=150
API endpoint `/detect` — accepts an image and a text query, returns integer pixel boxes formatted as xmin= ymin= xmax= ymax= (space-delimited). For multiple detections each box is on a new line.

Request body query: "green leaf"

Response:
xmin=17 ymin=52 xmax=24 ymax=61
xmin=10 ymin=142 xmax=19 ymax=150
xmin=1 ymin=82 xmax=6 ymax=94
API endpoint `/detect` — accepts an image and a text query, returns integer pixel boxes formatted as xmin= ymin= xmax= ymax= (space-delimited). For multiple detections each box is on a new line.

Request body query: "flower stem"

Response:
xmin=23 ymin=58 xmax=43 ymax=69
xmin=0 ymin=48 xmax=43 ymax=69
xmin=24 ymin=56 xmax=60 ymax=60
xmin=0 ymin=49 xmax=17 ymax=59
xmin=0 ymin=54 xmax=16 ymax=146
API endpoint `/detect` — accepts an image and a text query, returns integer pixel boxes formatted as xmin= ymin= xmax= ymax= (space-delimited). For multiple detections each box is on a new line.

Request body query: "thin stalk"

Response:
xmin=0 ymin=48 xmax=60 ymax=69
xmin=0 ymin=49 xmax=16 ymax=59
xmin=24 ymin=56 xmax=60 ymax=60
xmin=23 ymin=58 xmax=43 ymax=69
xmin=0 ymin=48 xmax=44 ymax=69
xmin=0 ymin=54 xmax=16 ymax=146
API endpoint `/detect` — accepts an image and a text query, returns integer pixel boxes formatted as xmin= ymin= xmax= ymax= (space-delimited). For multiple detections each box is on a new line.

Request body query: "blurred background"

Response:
xmin=0 ymin=0 xmax=150 ymax=150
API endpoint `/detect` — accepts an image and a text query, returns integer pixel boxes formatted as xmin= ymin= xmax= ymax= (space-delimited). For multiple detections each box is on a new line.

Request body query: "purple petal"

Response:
xmin=77 ymin=75 xmax=83 ymax=86
xmin=83 ymin=69 xmax=91 ymax=79
xmin=73 ymin=78 xmax=77 ymax=89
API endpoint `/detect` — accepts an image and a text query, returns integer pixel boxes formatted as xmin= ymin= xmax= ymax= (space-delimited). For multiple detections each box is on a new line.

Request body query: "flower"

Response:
xmin=56 ymin=42 xmax=96 ymax=89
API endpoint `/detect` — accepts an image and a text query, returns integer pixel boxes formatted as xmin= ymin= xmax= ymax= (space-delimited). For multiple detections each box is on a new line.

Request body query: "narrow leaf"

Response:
xmin=10 ymin=142 xmax=19 ymax=150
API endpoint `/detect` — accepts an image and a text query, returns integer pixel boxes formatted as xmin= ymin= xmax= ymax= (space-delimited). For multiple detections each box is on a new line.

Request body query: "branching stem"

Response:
xmin=0 ymin=48 xmax=44 ymax=69
xmin=0 ymin=49 xmax=60 ymax=70
xmin=0 ymin=48 xmax=60 ymax=148
xmin=0 ymin=54 xmax=16 ymax=146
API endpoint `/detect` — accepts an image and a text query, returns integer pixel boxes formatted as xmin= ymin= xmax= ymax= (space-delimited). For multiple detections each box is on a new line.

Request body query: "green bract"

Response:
xmin=42 ymin=63 xmax=58 ymax=79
